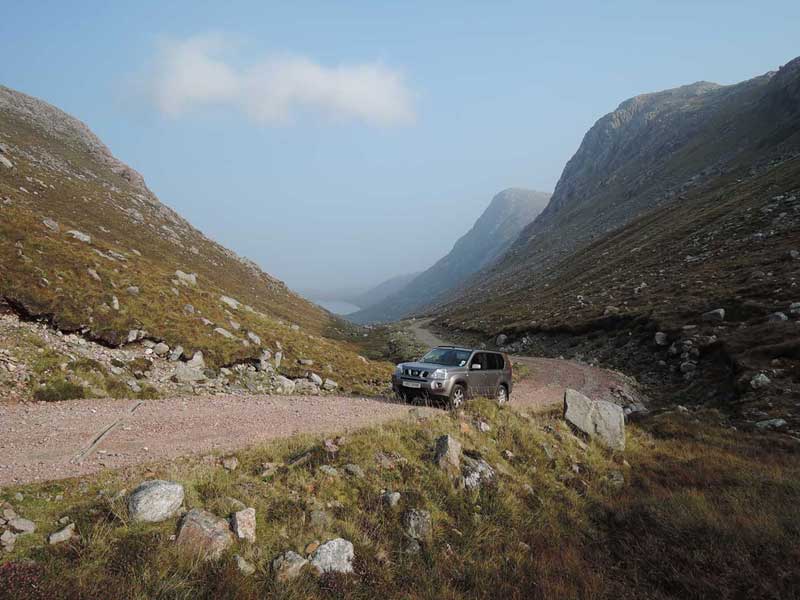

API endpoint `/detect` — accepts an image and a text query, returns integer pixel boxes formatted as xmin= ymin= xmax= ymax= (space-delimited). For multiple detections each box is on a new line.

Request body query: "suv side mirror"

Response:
xmin=470 ymin=363 xmax=482 ymax=370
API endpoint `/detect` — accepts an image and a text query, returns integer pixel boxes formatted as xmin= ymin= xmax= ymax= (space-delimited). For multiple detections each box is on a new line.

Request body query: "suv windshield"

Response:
xmin=420 ymin=348 xmax=471 ymax=367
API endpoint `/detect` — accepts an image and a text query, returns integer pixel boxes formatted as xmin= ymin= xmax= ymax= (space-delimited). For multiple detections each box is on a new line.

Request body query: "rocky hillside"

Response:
xmin=434 ymin=56 xmax=800 ymax=430
xmin=0 ymin=85 xmax=390 ymax=399
xmin=349 ymin=188 xmax=550 ymax=323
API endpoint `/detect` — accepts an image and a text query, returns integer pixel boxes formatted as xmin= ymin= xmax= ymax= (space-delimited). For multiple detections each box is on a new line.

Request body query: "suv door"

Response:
xmin=486 ymin=352 xmax=504 ymax=394
xmin=468 ymin=352 xmax=490 ymax=397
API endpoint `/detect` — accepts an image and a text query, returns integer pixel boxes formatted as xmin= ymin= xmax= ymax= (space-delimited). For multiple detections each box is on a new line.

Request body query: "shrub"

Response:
xmin=33 ymin=379 xmax=87 ymax=402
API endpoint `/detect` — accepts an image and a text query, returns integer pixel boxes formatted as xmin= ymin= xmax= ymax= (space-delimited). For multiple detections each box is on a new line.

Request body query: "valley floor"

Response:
xmin=0 ymin=357 xmax=634 ymax=487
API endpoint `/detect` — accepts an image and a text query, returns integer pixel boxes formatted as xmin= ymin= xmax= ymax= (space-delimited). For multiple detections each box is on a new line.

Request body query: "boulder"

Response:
xmin=563 ymin=389 xmax=625 ymax=451
xmin=293 ymin=379 xmax=320 ymax=395
xmin=8 ymin=518 xmax=36 ymax=535
xmin=272 ymin=550 xmax=308 ymax=582
xmin=702 ymin=308 xmax=725 ymax=322
xmin=126 ymin=285 xmax=140 ymax=296
xmin=173 ymin=363 xmax=205 ymax=383
xmin=461 ymin=456 xmax=496 ymax=490
xmin=308 ymin=372 xmax=323 ymax=386
xmin=128 ymin=480 xmax=184 ymax=523
xmin=169 ymin=345 xmax=184 ymax=362
xmin=496 ymin=334 xmax=507 ymax=346
xmin=0 ymin=529 xmax=16 ymax=550
xmin=231 ymin=507 xmax=256 ymax=543
xmin=434 ymin=435 xmax=462 ymax=473
xmin=755 ymin=418 xmax=787 ymax=430
xmin=220 ymin=295 xmax=241 ymax=310
xmin=66 ymin=230 xmax=91 ymax=244
xmin=174 ymin=270 xmax=197 ymax=286
xmin=221 ymin=456 xmax=239 ymax=471
xmin=153 ymin=342 xmax=169 ymax=356
xmin=247 ymin=331 xmax=261 ymax=346
xmin=654 ymin=332 xmax=668 ymax=346
xmin=187 ymin=351 xmax=206 ymax=369
xmin=42 ymin=218 xmax=60 ymax=232
xmin=176 ymin=509 xmax=234 ymax=560
xmin=298 ymin=358 xmax=314 ymax=366
xmin=235 ymin=554 xmax=256 ymax=576
xmin=403 ymin=509 xmax=432 ymax=541
xmin=768 ymin=312 xmax=788 ymax=322
xmin=48 ymin=523 xmax=76 ymax=545
xmin=381 ymin=491 xmax=401 ymax=508
xmin=750 ymin=373 xmax=771 ymax=389
xmin=310 ymin=538 xmax=355 ymax=574
xmin=322 ymin=378 xmax=338 ymax=391
xmin=274 ymin=375 xmax=295 ymax=394
xmin=214 ymin=327 xmax=234 ymax=339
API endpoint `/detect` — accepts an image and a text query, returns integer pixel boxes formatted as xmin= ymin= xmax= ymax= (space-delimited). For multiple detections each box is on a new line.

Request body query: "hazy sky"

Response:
xmin=2 ymin=1 xmax=798 ymax=293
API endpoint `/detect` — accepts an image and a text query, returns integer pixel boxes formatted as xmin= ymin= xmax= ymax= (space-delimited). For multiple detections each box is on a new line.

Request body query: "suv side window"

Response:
xmin=470 ymin=352 xmax=486 ymax=370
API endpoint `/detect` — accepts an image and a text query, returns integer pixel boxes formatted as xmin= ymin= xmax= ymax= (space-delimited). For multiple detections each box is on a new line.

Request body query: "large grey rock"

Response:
xmin=8 ymin=517 xmax=36 ymax=535
xmin=272 ymin=550 xmax=308 ymax=582
xmin=66 ymin=230 xmax=91 ymax=244
xmin=48 ymin=522 xmax=75 ymax=545
xmin=214 ymin=327 xmax=234 ymax=339
xmin=496 ymin=334 xmax=507 ymax=346
xmin=654 ymin=332 xmax=668 ymax=346
xmin=187 ymin=351 xmax=205 ymax=369
xmin=403 ymin=509 xmax=432 ymax=541
xmin=274 ymin=375 xmax=295 ymax=394
xmin=153 ymin=342 xmax=169 ymax=356
xmin=247 ymin=331 xmax=261 ymax=345
xmin=702 ymin=308 xmax=725 ymax=322
xmin=461 ymin=456 xmax=496 ymax=490
xmin=220 ymin=295 xmax=241 ymax=310
xmin=768 ymin=312 xmax=788 ymax=322
xmin=176 ymin=508 xmax=234 ymax=560
xmin=434 ymin=435 xmax=462 ymax=473
xmin=310 ymin=538 xmax=355 ymax=574
xmin=750 ymin=373 xmax=771 ymax=390
xmin=322 ymin=378 xmax=338 ymax=391
xmin=308 ymin=372 xmax=323 ymax=386
xmin=293 ymin=379 xmax=320 ymax=395
xmin=128 ymin=480 xmax=184 ymax=523
xmin=563 ymin=389 xmax=626 ymax=451
xmin=173 ymin=363 xmax=205 ymax=383
xmin=174 ymin=270 xmax=197 ymax=286
xmin=42 ymin=218 xmax=60 ymax=232
xmin=231 ymin=507 xmax=256 ymax=543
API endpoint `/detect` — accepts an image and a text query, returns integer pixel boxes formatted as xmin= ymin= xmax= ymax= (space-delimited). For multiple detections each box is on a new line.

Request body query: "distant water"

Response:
xmin=314 ymin=299 xmax=361 ymax=315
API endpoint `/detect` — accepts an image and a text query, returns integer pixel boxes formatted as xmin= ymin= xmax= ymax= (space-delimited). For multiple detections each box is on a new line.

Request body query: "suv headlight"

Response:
xmin=431 ymin=368 xmax=447 ymax=380
xmin=395 ymin=365 xmax=403 ymax=375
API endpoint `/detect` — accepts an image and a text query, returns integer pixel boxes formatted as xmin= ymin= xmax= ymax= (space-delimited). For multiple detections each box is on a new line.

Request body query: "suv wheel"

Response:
xmin=449 ymin=384 xmax=466 ymax=410
xmin=496 ymin=385 xmax=508 ymax=405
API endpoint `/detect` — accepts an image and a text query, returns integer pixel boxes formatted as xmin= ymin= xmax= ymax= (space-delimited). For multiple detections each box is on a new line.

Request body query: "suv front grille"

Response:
xmin=404 ymin=368 xmax=429 ymax=378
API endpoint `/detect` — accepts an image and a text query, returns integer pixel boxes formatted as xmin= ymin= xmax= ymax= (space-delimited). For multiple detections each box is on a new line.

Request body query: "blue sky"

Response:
xmin=2 ymin=1 xmax=798 ymax=294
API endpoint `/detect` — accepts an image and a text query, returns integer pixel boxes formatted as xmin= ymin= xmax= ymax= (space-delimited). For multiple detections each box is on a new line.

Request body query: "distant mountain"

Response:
xmin=349 ymin=188 xmax=551 ymax=323
xmin=349 ymin=272 xmax=421 ymax=310
xmin=0 ymin=84 xmax=386 ymax=393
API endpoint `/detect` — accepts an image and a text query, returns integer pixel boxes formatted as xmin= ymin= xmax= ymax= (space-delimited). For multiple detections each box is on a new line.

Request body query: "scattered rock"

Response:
xmin=214 ymin=327 xmax=234 ymax=339
xmin=318 ymin=465 xmax=338 ymax=477
xmin=403 ymin=509 xmax=432 ymax=541
xmin=461 ymin=456 xmax=496 ymax=490
xmin=66 ymin=230 xmax=91 ymax=244
xmin=234 ymin=554 xmax=256 ymax=576
xmin=654 ymin=332 xmax=668 ymax=346
xmin=310 ymin=538 xmax=354 ymax=574
xmin=259 ymin=462 xmax=280 ymax=479
xmin=702 ymin=308 xmax=725 ymax=322
xmin=768 ymin=312 xmax=788 ymax=322
xmin=607 ymin=470 xmax=625 ymax=490
xmin=563 ymin=389 xmax=625 ymax=451
xmin=309 ymin=509 xmax=331 ymax=531
xmin=293 ymin=379 xmax=320 ymax=395
xmin=434 ymin=435 xmax=462 ymax=473
xmin=48 ymin=522 xmax=76 ymax=545
xmin=496 ymin=334 xmax=507 ymax=346
xmin=231 ymin=507 xmax=256 ymax=543
xmin=220 ymin=295 xmax=241 ymax=310
xmin=153 ymin=342 xmax=169 ymax=356
xmin=174 ymin=270 xmax=197 ymax=286
xmin=187 ymin=351 xmax=206 ymax=369
xmin=169 ymin=345 xmax=184 ymax=361
xmin=298 ymin=359 xmax=314 ymax=366
xmin=8 ymin=518 xmax=36 ymax=535
xmin=247 ymin=331 xmax=261 ymax=345
xmin=477 ymin=420 xmax=491 ymax=433
xmin=344 ymin=464 xmax=364 ymax=478
xmin=272 ymin=550 xmax=308 ymax=582
xmin=176 ymin=509 xmax=235 ymax=560
xmin=308 ymin=372 xmax=323 ymax=386
xmin=274 ymin=375 xmax=295 ymax=394
xmin=128 ymin=480 xmax=184 ymax=523
xmin=221 ymin=456 xmax=239 ymax=472
xmin=755 ymin=418 xmax=787 ymax=430
xmin=381 ymin=491 xmax=401 ymax=508
xmin=173 ymin=363 xmax=205 ymax=383
xmin=1 ymin=529 xmax=16 ymax=551
xmin=750 ymin=373 xmax=771 ymax=390
xmin=322 ymin=378 xmax=338 ymax=391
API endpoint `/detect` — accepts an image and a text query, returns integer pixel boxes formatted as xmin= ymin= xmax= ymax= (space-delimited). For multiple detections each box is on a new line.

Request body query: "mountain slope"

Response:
xmin=349 ymin=271 xmax=421 ymax=310
xmin=349 ymin=188 xmax=550 ymax=323
xmin=433 ymin=56 xmax=800 ymax=426
xmin=0 ymin=84 xmax=388 ymax=394
xmin=436 ymin=57 xmax=800 ymax=310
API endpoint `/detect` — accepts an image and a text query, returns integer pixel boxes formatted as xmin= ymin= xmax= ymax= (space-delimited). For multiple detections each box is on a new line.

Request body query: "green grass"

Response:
xmin=32 ymin=378 xmax=86 ymax=401
xmin=2 ymin=402 xmax=798 ymax=599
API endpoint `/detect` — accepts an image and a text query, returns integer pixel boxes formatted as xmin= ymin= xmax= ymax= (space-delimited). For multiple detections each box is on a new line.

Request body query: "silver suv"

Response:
xmin=392 ymin=346 xmax=513 ymax=408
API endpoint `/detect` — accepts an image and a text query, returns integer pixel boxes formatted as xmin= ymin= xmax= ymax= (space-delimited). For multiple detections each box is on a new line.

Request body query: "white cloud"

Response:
xmin=148 ymin=34 xmax=415 ymax=126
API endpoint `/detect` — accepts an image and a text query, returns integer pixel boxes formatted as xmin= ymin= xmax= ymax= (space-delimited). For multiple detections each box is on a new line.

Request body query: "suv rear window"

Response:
xmin=488 ymin=353 xmax=505 ymax=370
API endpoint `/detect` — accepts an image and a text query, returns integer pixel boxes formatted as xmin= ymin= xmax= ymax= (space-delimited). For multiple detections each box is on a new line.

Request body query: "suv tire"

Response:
xmin=449 ymin=383 xmax=466 ymax=410
xmin=496 ymin=384 xmax=509 ymax=405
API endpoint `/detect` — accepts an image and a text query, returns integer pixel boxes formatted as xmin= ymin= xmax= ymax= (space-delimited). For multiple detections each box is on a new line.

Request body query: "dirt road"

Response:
xmin=0 ymin=325 xmax=636 ymax=487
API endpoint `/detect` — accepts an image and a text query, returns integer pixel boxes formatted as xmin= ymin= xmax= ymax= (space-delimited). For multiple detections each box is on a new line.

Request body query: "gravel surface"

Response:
xmin=0 ymin=357 xmax=635 ymax=487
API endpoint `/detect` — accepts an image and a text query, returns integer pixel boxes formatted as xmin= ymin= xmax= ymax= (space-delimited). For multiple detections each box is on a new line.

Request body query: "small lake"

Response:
xmin=313 ymin=299 xmax=361 ymax=315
